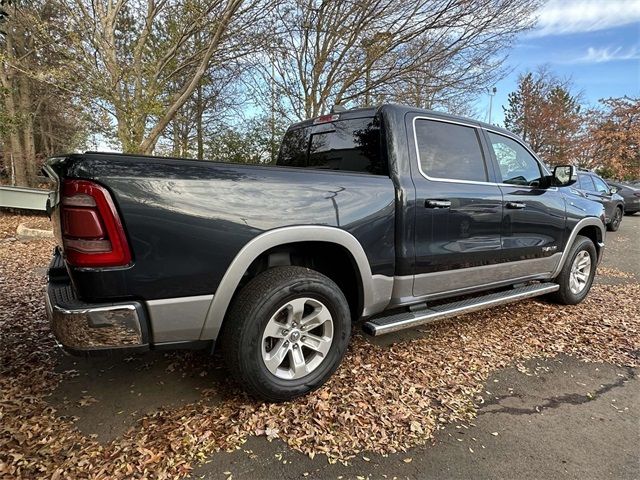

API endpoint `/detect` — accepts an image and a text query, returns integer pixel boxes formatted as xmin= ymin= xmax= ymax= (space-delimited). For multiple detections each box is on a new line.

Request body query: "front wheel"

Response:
xmin=220 ymin=266 xmax=351 ymax=402
xmin=607 ymin=207 xmax=623 ymax=231
xmin=549 ymin=235 xmax=597 ymax=305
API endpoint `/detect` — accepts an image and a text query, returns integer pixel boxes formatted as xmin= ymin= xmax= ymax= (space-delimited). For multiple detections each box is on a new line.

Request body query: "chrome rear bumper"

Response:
xmin=46 ymin=252 xmax=149 ymax=353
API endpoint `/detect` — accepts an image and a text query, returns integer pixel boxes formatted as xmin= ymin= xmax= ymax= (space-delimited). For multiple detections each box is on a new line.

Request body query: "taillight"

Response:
xmin=60 ymin=179 xmax=131 ymax=267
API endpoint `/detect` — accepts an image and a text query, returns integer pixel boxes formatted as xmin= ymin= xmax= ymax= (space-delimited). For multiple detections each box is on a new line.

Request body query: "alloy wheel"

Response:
xmin=569 ymin=250 xmax=592 ymax=295
xmin=261 ymin=297 xmax=334 ymax=380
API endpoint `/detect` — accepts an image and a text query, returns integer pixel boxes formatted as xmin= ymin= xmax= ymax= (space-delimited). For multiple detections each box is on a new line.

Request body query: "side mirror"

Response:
xmin=552 ymin=165 xmax=577 ymax=187
xmin=610 ymin=186 xmax=619 ymax=194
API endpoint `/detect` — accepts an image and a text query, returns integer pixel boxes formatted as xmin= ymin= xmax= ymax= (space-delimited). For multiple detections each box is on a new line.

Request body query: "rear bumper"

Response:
xmin=45 ymin=251 xmax=149 ymax=354
xmin=624 ymin=197 xmax=640 ymax=212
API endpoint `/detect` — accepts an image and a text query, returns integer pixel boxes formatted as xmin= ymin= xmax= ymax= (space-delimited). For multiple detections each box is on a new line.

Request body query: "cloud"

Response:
xmin=567 ymin=46 xmax=640 ymax=63
xmin=531 ymin=0 xmax=640 ymax=37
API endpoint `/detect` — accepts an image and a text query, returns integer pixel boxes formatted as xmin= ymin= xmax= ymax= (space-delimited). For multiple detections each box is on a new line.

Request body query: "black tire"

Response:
xmin=549 ymin=235 xmax=597 ymax=305
xmin=219 ymin=266 xmax=351 ymax=402
xmin=607 ymin=207 xmax=623 ymax=231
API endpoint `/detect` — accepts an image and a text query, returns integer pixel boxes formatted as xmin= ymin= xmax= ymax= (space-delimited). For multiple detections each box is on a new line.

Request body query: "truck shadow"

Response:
xmin=47 ymin=348 xmax=231 ymax=442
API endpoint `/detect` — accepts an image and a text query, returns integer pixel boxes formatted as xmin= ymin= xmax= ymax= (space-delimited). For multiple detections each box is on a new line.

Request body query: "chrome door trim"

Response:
xmin=410 ymin=115 xmax=555 ymax=189
xmin=389 ymin=273 xmax=553 ymax=308
xmin=393 ymin=253 xmax=563 ymax=306
xmin=411 ymin=115 xmax=496 ymax=186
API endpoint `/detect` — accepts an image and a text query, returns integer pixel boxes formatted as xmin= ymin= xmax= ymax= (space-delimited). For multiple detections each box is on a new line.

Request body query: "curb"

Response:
xmin=16 ymin=223 xmax=54 ymax=240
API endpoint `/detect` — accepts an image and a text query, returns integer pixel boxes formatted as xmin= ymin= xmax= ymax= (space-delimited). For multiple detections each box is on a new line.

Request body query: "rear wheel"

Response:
xmin=607 ymin=207 xmax=623 ymax=231
xmin=220 ymin=266 xmax=351 ymax=402
xmin=549 ymin=235 xmax=597 ymax=305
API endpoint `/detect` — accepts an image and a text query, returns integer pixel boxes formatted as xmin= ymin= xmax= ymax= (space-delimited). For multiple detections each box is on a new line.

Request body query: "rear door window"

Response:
xmin=277 ymin=117 xmax=387 ymax=175
xmin=414 ymin=119 xmax=488 ymax=182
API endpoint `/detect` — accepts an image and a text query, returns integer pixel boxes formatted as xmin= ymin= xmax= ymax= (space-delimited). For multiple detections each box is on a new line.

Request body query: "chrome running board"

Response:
xmin=362 ymin=283 xmax=559 ymax=336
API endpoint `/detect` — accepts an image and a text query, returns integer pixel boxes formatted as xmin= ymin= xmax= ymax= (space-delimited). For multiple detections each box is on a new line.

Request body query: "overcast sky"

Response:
xmin=482 ymin=0 xmax=640 ymax=125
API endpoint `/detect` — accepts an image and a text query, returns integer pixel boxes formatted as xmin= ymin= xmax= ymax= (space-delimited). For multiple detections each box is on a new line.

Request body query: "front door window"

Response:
xmin=487 ymin=132 xmax=543 ymax=187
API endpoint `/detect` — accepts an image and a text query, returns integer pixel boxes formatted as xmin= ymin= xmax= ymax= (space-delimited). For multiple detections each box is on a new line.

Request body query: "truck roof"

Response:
xmin=288 ymin=103 xmax=514 ymax=138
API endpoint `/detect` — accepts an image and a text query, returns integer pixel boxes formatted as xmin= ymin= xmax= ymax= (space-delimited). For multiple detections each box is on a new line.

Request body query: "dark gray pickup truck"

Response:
xmin=44 ymin=104 xmax=606 ymax=401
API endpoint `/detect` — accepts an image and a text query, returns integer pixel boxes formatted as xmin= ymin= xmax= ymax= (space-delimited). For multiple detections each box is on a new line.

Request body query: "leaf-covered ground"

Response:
xmin=1 ymin=212 xmax=639 ymax=479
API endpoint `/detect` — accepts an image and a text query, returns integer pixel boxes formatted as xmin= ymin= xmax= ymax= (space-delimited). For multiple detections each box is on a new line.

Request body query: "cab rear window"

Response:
xmin=277 ymin=117 xmax=388 ymax=175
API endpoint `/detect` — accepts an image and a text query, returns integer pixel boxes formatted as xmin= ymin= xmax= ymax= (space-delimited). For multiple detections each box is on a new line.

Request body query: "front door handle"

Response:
xmin=425 ymin=199 xmax=451 ymax=209
xmin=505 ymin=201 xmax=526 ymax=209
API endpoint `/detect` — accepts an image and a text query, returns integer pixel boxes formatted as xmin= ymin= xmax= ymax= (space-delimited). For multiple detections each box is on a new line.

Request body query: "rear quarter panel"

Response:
xmin=62 ymin=154 xmax=396 ymax=301
xmin=561 ymin=188 xmax=607 ymax=241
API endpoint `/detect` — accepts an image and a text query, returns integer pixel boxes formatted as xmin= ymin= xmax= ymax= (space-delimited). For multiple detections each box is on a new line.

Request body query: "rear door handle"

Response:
xmin=425 ymin=199 xmax=451 ymax=209
xmin=505 ymin=201 xmax=526 ymax=209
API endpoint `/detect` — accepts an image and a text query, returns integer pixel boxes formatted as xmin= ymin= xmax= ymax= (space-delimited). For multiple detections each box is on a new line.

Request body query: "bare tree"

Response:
xmin=161 ymin=66 xmax=245 ymax=159
xmin=1 ymin=0 xmax=88 ymax=185
xmin=256 ymin=0 xmax=540 ymax=121
xmin=60 ymin=0 xmax=268 ymax=154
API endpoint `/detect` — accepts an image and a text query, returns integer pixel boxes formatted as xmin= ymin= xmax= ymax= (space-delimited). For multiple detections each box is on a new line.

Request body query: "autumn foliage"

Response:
xmin=579 ymin=97 xmax=640 ymax=180
xmin=504 ymin=69 xmax=582 ymax=165
xmin=504 ymin=69 xmax=639 ymax=180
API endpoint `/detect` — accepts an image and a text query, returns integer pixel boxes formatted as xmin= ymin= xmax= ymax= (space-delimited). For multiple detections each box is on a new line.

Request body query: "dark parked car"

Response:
xmin=606 ymin=181 xmax=640 ymax=216
xmin=43 ymin=105 xmax=606 ymax=401
xmin=572 ymin=170 xmax=625 ymax=231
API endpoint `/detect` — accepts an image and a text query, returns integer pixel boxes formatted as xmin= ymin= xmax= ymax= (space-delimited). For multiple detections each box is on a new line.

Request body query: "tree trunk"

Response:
xmin=0 ymin=22 xmax=27 ymax=186
xmin=171 ymin=122 xmax=180 ymax=157
xmin=1 ymin=78 xmax=28 ymax=186
xmin=43 ymin=116 xmax=53 ymax=156
xmin=181 ymin=122 xmax=189 ymax=157
xmin=196 ymin=82 xmax=204 ymax=160
xmin=138 ymin=0 xmax=244 ymax=155
xmin=116 ymin=111 xmax=146 ymax=154
xmin=19 ymin=75 xmax=36 ymax=185
xmin=22 ymin=122 xmax=36 ymax=186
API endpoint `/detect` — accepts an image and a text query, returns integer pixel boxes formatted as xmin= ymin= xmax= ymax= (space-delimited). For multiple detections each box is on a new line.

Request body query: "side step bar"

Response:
xmin=362 ymin=283 xmax=559 ymax=336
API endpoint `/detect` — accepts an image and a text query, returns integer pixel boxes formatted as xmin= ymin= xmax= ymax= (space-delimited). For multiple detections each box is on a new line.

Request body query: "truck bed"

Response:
xmin=47 ymin=152 xmax=396 ymax=302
